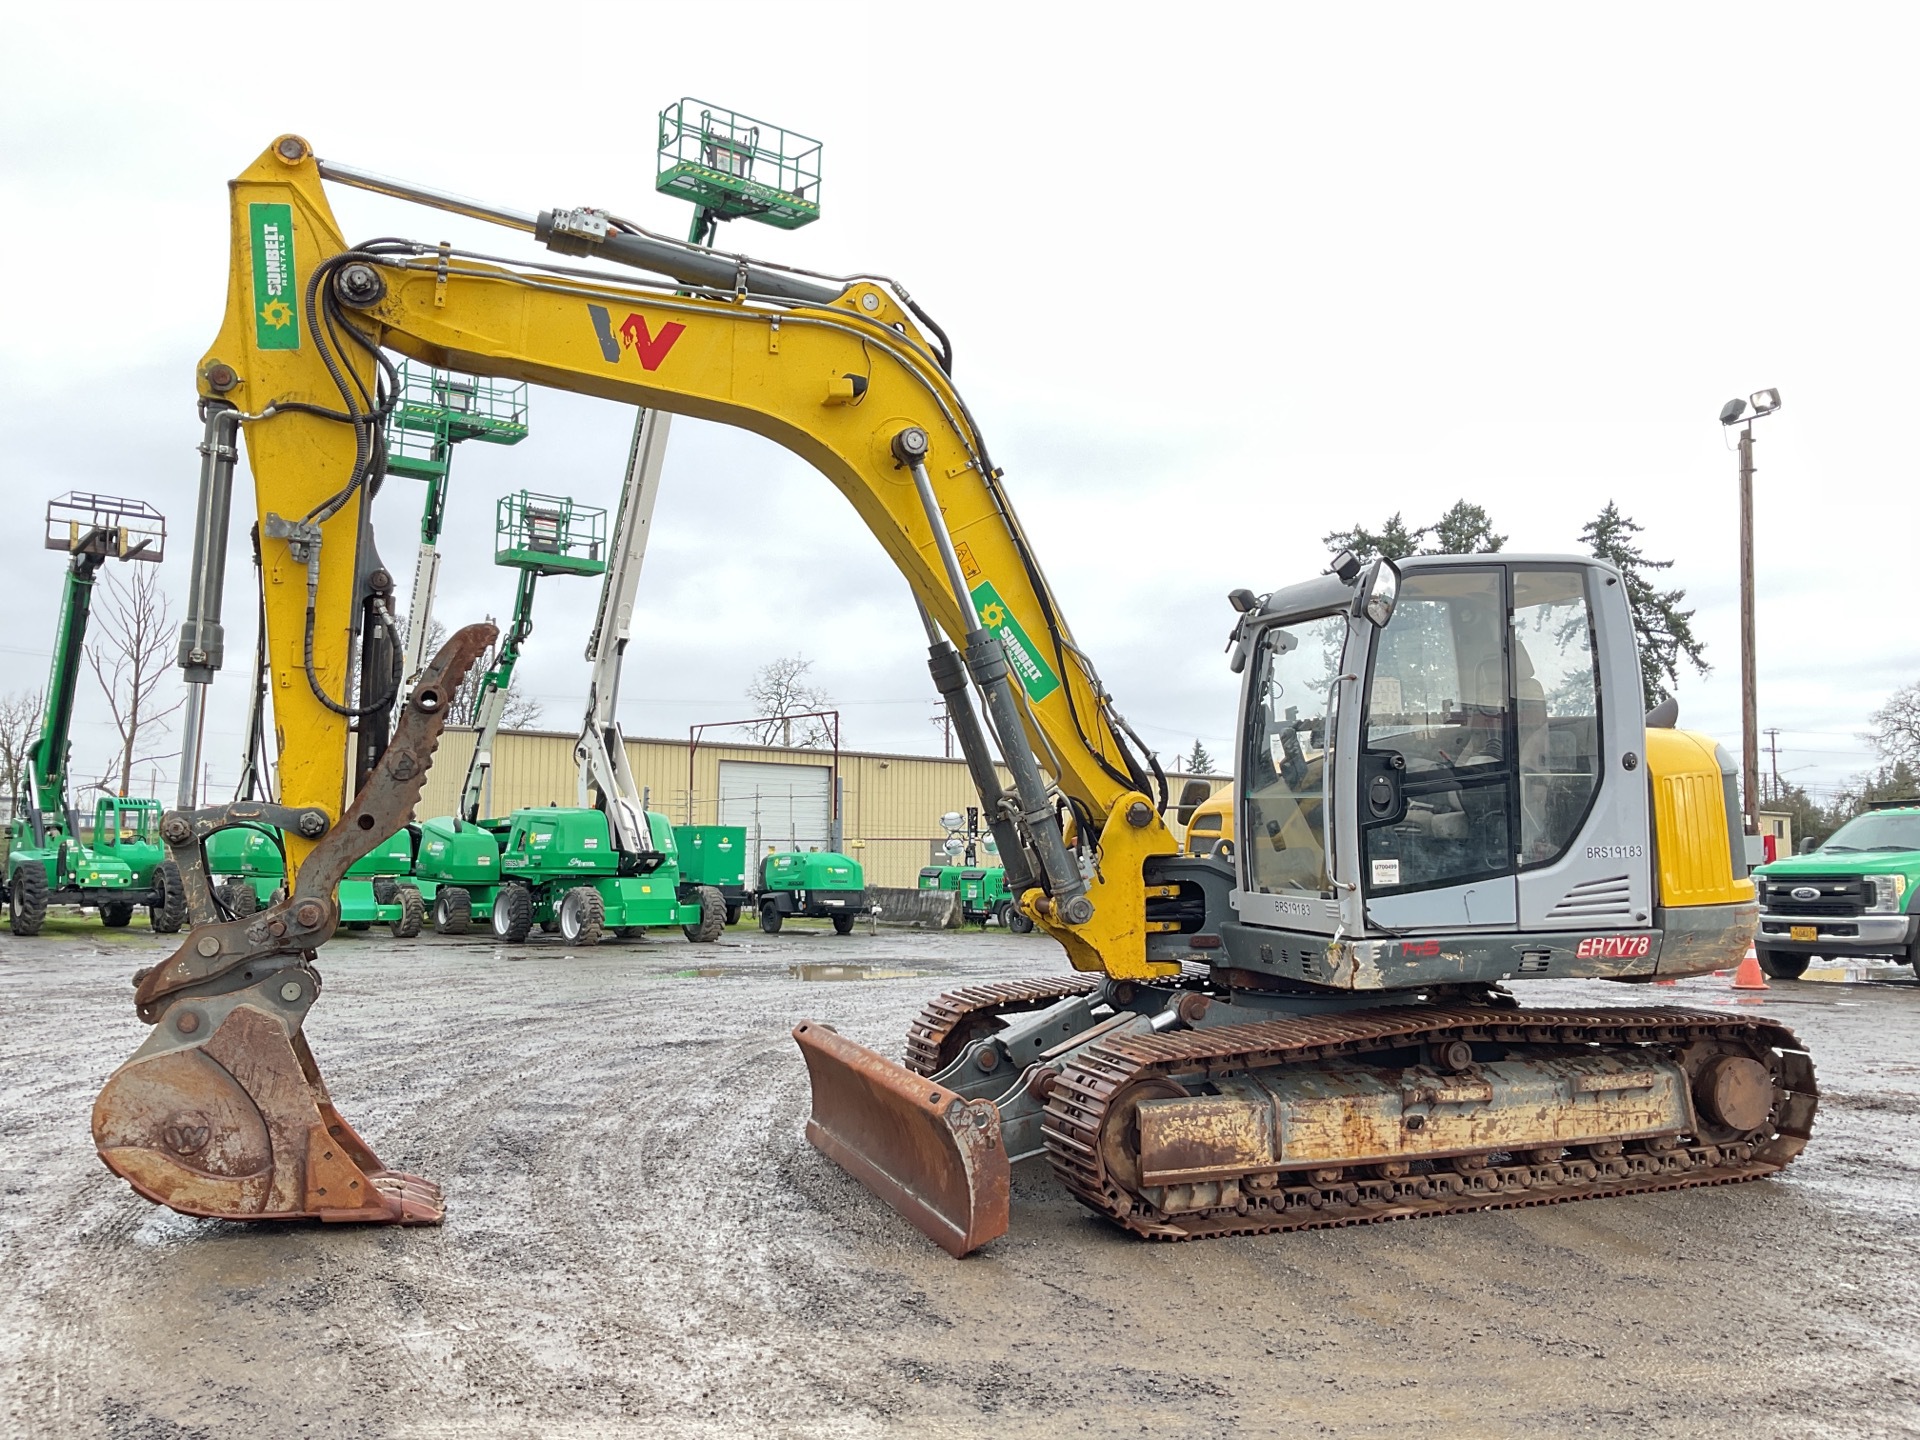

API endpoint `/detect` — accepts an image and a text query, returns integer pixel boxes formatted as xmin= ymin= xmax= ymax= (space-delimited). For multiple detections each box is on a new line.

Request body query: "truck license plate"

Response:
xmin=1789 ymin=925 xmax=1817 ymax=942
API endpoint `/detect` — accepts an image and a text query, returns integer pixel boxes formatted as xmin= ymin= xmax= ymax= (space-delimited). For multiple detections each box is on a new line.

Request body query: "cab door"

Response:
xmin=1356 ymin=566 xmax=1518 ymax=931
xmin=1511 ymin=565 xmax=1651 ymax=930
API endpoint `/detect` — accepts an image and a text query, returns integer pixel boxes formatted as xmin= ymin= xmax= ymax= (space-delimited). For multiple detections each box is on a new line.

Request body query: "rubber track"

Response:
xmin=904 ymin=974 xmax=1102 ymax=1077
xmin=1040 ymin=1005 xmax=1818 ymax=1241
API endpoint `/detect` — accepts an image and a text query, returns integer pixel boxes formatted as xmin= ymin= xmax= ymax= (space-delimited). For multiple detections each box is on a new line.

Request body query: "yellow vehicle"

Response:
xmin=91 ymin=138 xmax=1816 ymax=1257
xmin=1182 ymin=782 xmax=1235 ymax=860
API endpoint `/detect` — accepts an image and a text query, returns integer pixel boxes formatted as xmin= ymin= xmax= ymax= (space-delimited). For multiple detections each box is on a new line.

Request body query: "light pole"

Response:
xmin=1718 ymin=388 xmax=1782 ymax=834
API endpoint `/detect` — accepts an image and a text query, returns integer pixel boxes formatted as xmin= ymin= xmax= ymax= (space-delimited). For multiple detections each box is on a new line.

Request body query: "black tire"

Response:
xmin=559 ymin=886 xmax=606 ymax=945
xmin=758 ymin=900 xmax=783 ymax=935
xmin=724 ymin=903 xmax=742 ymax=927
xmin=492 ymin=884 xmax=534 ymax=943
xmin=148 ymin=861 xmax=186 ymax=935
xmin=216 ymin=879 xmax=259 ymax=919
xmin=390 ymin=885 xmax=424 ymax=939
xmin=100 ymin=901 xmax=134 ymax=928
xmin=994 ymin=900 xmax=1011 ymax=930
xmin=684 ymin=885 xmax=726 ymax=943
xmin=9 ymin=862 xmax=48 ymax=937
xmin=1007 ymin=904 xmax=1035 ymax=935
xmin=1756 ymin=948 xmax=1810 ymax=980
xmin=433 ymin=886 xmax=473 ymax=936
xmin=832 ymin=912 xmax=856 ymax=936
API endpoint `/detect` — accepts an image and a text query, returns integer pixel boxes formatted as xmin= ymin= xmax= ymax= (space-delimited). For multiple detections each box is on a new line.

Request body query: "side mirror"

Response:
xmin=1797 ymin=837 xmax=1817 ymax=855
xmin=1350 ymin=557 xmax=1401 ymax=628
xmin=1174 ymin=778 xmax=1213 ymax=826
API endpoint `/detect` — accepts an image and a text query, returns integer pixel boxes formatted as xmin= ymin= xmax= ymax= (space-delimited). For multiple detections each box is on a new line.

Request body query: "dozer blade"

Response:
xmin=91 ymin=625 xmax=495 ymax=1226
xmin=793 ymin=1022 xmax=1009 ymax=1257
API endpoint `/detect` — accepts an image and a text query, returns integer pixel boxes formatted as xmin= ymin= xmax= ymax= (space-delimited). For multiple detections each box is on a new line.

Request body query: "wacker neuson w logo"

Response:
xmin=249 ymin=203 xmax=299 ymax=350
xmin=588 ymin=304 xmax=686 ymax=369
xmin=971 ymin=581 xmax=1060 ymax=702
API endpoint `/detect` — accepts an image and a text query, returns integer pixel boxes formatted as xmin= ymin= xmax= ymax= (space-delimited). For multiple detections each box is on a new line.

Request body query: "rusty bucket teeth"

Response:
xmin=793 ymin=1021 xmax=1009 ymax=1258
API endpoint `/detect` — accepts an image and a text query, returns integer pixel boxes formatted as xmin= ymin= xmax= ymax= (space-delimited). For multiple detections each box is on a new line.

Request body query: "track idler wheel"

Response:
xmin=92 ymin=967 xmax=442 ymax=1223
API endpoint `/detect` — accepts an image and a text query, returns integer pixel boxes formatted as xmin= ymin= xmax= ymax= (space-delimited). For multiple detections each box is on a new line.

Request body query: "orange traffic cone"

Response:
xmin=1730 ymin=947 xmax=1769 ymax=991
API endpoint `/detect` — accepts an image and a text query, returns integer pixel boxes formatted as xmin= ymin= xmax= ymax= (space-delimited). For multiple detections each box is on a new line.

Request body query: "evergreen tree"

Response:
xmin=1579 ymin=501 xmax=1707 ymax=709
xmin=1183 ymin=739 xmax=1216 ymax=776
xmin=1425 ymin=500 xmax=1507 ymax=555
xmin=1322 ymin=512 xmax=1426 ymax=562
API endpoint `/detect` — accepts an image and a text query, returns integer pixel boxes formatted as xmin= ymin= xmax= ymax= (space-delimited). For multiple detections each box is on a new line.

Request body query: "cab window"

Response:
xmin=1361 ymin=568 xmax=1513 ymax=893
xmin=1243 ymin=613 xmax=1347 ymax=894
xmin=1510 ymin=567 xmax=1602 ymax=866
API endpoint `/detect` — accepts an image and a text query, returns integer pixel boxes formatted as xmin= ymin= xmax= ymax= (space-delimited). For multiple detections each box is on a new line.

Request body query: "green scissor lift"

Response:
xmin=5 ymin=494 xmax=185 ymax=936
xmin=413 ymin=492 xmax=607 ymax=933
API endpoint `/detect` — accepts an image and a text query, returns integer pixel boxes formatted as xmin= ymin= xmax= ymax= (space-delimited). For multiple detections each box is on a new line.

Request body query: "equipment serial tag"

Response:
xmin=249 ymin=203 xmax=299 ymax=351
xmin=970 ymin=581 xmax=1060 ymax=703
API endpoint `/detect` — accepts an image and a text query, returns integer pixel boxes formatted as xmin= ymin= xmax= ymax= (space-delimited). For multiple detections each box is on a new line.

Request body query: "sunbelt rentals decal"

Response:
xmin=971 ymin=581 xmax=1060 ymax=702
xmin=249 ymin=203 xmax=299 ymax=350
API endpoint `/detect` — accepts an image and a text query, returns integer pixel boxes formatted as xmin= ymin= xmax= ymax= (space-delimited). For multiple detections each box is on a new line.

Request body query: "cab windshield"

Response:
xmin=1819 ymin=812 xmax=1920 ymax=853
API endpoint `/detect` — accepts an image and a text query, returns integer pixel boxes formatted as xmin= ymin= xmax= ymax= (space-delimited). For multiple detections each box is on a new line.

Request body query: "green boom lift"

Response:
xmin=413 ymin=491 xmax=608 ymax=934
xmin=5 ymin=494 xmax=185 ymax=936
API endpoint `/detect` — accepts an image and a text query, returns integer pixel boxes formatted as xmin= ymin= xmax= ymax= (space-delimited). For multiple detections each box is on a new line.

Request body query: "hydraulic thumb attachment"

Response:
xmin=92 ymin=625 xmax=496 ymax=1224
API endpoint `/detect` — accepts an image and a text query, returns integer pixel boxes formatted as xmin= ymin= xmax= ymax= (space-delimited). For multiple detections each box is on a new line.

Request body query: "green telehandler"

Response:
xmin=5 ymin=494 xmax=185 ymax=936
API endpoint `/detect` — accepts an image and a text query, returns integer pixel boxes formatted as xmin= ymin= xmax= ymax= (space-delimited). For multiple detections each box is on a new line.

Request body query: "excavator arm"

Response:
xmin=197 ymin=135 xmax=1178 ymax=979
xmin=91 ymin=135 xmax=1186 ymax=1247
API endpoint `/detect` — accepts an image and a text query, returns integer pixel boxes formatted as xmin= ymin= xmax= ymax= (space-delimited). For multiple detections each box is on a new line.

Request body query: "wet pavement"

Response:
xmin=2 ymin=914 xmax=1917 ymax=1438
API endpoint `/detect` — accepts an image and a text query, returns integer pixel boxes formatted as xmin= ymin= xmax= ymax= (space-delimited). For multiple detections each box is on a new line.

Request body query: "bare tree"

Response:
xmin=85 ymin=567 xmax=187 ymax=797
xmin=0 ymin=689 xmax=44 ymax=809
xmin=745 ymin=657 xmax=833 ymax=747
xmin=423 ymin=619 xmax=546 ymax=730
xmin=1869 ymin=680 xmax=1920 ymax=769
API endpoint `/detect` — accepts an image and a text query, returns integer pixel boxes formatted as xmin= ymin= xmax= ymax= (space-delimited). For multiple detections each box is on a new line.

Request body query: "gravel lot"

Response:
xmin=2 ymin=915 xmax=1917 ymax=1439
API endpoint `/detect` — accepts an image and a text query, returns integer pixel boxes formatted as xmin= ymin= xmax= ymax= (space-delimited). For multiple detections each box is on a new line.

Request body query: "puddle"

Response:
xmin=787 ymin=963 xmax=925 ymax=983
xmin=667 ymin=967 xmax=731 ymax=979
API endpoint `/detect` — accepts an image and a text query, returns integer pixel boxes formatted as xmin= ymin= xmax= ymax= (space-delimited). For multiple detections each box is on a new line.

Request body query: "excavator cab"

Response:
xmin=1222 ymin=553 xmax=1751 ymax=986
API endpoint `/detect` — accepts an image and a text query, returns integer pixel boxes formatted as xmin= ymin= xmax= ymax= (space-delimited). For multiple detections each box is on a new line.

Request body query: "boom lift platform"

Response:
xmin=6 ymin=494 xmax=185 ymax=936
xmin=92 ymin=139 xmax=1815 ymax=1254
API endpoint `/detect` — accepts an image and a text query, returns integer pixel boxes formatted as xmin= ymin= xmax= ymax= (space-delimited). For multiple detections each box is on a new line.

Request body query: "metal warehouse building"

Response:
xmin=414 ymin=729 xmax=1221 ymax=890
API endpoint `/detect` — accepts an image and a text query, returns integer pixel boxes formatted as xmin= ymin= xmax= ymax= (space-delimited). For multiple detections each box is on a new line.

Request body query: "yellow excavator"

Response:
xmin=91 ymin=137 xmax=1816 ymax=1255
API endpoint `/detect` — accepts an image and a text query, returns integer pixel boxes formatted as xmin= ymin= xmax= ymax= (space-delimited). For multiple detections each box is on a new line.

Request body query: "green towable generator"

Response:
xmin=757 ymin=851 xmax=867 ymax=935
xmin=674 ymin=824 xmax=748 ymax=925
xmin=492 ymin=807 xmax=726 ymax=945
xmin=916 ymin=863 xmax=1031 ymax=931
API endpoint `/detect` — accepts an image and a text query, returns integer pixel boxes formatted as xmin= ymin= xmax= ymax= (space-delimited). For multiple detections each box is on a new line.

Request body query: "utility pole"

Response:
xmin=1765 ymin=727 xmax=1783 ymax=805
xmin=1739 ymin=421 xmax=1758 ymax=829
xmin=1719 ymin=389 xmax=1781 ymax=833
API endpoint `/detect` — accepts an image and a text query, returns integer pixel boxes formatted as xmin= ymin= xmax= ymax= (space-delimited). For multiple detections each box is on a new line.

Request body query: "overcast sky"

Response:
xmin=3 ymin=4 xmax=1913 ymax=808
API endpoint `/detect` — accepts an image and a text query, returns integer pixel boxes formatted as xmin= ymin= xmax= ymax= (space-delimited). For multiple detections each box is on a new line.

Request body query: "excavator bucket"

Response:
xmin=93 ymin=1007 xmax=444 ymax=1223
xmin=792 ymin=1021 xmax=1008 ymax=1257
xmin=91 ymin=625 xmax=495 ymax=1226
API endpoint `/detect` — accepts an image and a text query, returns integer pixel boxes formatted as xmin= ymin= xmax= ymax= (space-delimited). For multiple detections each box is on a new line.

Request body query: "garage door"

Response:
xmin=719 ymin=760 xmax=832 ymax=858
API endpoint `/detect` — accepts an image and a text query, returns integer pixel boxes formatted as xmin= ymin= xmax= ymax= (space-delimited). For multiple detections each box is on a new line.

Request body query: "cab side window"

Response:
xmin=1510 ymin=568 xmax=1602 ymax=866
